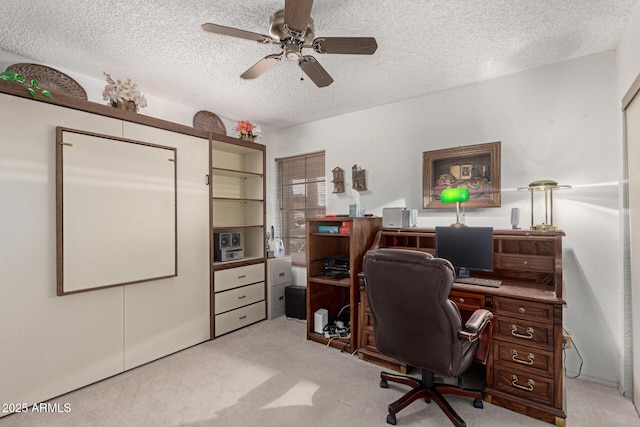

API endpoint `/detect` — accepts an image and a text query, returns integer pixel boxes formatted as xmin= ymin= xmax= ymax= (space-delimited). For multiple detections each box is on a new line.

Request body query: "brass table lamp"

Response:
xmin=517 ymin=180 xmax=571 ymax=231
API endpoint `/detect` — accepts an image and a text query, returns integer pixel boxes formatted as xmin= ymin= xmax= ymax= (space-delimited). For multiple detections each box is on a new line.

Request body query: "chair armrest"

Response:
xmin=458 ymin=309 xmax=493 ymax=341
xmin=458 ymin=309 xmax=494 ymax=364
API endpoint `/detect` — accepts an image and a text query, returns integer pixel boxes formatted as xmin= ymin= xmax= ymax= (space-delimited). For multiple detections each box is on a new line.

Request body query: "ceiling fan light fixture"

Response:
xmin=284 ymin=44 xmax=302 ymax=61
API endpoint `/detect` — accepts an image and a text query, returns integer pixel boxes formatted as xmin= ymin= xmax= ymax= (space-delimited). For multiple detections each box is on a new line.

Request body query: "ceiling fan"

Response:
xmin=201 ymin=0 xmax=377 ymax=88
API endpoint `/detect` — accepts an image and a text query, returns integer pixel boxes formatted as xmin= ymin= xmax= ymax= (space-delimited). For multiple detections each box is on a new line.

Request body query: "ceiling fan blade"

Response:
xmin=201 ymin=23 xmax=274 ymax=44
xmin=299 ymin=56 xmax=333 ymax=88
xmin=240 ymin=54 xmax=282 ymax=79
xmin=284 ymin=0 xmax=314 ymax=36
xmin=312 ymin=37 xmax=378 ymax=55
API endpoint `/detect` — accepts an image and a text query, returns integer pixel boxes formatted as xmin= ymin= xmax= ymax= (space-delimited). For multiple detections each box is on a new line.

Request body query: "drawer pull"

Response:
xmin=237 ymin=274 xmax=247 ymax=279
xmin=511 ymin=375 xmax=535 ymax=392
xmin=459 ymin=298 xmax=465 ymax=303
xmin=510 ymin=325 xmax=534 ymax=339
xmin=518 ymin=307 xmax=526 ymax=314
xmin=523 ymin=261 xmax=529 ymax=265
xmin=239 ymin=315 xmax=247 ymax=320
xmin=511 ymin=349 xmax=534 ymax=365
xmin=238 ymin=295 xmax=246 ymax=299
xmin=279 ymin=272 xmax=285 ymax=277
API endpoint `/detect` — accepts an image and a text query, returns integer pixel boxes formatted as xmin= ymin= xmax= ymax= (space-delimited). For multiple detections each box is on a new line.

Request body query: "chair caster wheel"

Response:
xmin=473 ymin=398 xmax=484 ymax=409
xmin=380 ymin=379 xmax=388 ymax=388
xmin=386 ymin=413 xmax=397 ymax=425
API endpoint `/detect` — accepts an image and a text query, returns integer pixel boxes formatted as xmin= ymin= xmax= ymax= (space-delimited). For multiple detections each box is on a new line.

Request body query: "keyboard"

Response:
xmin=455 ymin=277 xmax=502 ymax=288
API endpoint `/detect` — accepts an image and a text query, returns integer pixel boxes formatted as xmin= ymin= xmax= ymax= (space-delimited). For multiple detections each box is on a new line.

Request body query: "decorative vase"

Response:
xmin=112 ymin=100 xmax=137 ymax=112
xmin=241 ymin=135 xmax=256 ymax=143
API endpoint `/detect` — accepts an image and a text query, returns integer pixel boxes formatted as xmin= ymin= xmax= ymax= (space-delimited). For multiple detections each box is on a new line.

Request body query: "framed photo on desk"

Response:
xmin=422 ymin=141 xmax=501 ymax=209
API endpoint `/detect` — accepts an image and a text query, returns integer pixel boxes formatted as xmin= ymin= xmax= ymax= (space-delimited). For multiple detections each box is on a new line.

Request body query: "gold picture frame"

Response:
xmin=422 ymin=141 xmax=501 ymax=209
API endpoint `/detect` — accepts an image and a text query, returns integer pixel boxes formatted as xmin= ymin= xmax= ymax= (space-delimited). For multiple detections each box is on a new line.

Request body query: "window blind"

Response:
xmin=275 ymin=151 xmax=326 ymax=265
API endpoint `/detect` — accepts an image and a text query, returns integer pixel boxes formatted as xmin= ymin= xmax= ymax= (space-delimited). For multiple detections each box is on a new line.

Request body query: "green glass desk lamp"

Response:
xmin=441 ymin=187 xmax=470 ymax=227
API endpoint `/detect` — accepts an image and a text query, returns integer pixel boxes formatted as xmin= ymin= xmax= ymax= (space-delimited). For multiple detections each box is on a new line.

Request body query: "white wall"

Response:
xmin=617 ymin=0 xmax=640 ymax=398
xmin=267 ymin=52 xmax=623 ymax=387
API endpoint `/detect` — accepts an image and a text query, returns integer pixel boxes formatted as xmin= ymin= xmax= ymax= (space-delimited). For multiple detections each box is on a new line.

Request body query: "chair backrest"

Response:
xmin=363 ymin=248 xmax=465 ymax=376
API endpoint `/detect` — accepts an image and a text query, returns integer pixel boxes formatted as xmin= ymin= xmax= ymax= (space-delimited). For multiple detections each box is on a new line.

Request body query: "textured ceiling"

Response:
xmin=0 ymin=0 xmax=637 ymax=131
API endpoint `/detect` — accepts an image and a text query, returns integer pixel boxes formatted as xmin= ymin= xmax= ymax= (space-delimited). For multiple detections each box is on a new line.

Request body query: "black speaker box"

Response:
xmin=285 ymin=285 xmax=306 ymax=320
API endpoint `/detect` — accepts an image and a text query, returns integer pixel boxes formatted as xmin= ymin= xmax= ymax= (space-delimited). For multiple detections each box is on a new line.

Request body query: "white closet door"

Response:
xmin=628 ymin=93 xmax=640 ymax=408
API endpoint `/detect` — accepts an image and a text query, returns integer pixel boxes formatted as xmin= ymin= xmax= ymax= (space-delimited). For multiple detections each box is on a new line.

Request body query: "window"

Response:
xmin=275 ymin=151 xmax=326 ymax=265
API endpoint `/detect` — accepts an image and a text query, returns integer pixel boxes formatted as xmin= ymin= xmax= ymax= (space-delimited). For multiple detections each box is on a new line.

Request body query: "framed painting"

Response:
xmin=422 ymin=141 xmax=501 ymax=209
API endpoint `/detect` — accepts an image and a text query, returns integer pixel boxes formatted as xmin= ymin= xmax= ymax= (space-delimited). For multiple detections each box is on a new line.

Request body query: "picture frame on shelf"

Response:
xmin=422 ymin=141 xmax=501 ymax=209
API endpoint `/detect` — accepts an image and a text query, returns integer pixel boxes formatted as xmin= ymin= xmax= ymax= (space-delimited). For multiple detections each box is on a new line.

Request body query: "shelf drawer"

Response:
xmin=494 ymin=297 xmax=554 ymax=324
xmin=215 ymin=282 xmax=265 ymax=314
xmin=214 ymin=263 xmax=264 ymax=292
xmin=494 ymin=365 xmax=555 ymax=406
xmin=215 ymin=300 xmax=265 ymax=336
xmin=450 ymin=291 xmax=484 ymax=311
xmin=499 ymin=254 xmax=554 ymax=272
xmin=494 ymin=341 xmax=553 ymax=377
xmin=495 ymin=317 xmax=553 ymax=349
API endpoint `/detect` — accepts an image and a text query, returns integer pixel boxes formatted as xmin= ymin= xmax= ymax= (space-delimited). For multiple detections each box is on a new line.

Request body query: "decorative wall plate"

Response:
xmin=6 ymin=63 xmax=87 ymax=99
xmin=193 ymin=110 xmax=226 ymax=134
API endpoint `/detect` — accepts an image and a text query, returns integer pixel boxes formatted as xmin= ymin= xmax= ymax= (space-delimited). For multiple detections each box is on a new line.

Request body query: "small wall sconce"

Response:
xmin=331 ymin=167 xmax=344 ymax=193
xmin=440 ymin=187 xmax=470 ymax=227
xmin=517 ymin=180 xmax=571 ymax=231
xmin=352 ymin=164 xmax=367 ymax=191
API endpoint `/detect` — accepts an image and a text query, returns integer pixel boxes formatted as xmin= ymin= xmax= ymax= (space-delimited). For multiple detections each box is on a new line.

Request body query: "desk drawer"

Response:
xmin=215 ymin=300 xmax=265 ymax=336
xmin=494 ymin=297 xmax=554 ymax=324
xmin=494 ymin=341 xmax=553 ymax=377
xmin=494 ymin=365 xmax=555 ymax=406
xmin=215 ymin=282 xmax=265 ymax=314
xmin=499 ymin=255 xmax=553 ymax=272
xmin=215 ymin=263 xmax=264 ymax=292
xmin=495 ymin=317 xmax=553 ymax=349
xmin=450 ymin=291 xmax=484 ymax=311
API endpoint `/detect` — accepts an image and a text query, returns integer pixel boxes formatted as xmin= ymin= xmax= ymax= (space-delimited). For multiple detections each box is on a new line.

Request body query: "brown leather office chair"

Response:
xmin=363 ymin=248 xmax=493 ymax=427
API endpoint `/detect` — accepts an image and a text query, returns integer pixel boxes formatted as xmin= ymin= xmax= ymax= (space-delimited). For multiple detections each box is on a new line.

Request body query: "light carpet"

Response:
xmin=2 ymin=316 xmax=639 ymax=426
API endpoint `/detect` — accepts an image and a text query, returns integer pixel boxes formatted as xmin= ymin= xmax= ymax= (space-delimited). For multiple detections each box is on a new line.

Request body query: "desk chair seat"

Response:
xmin=363 ymin=248 xmax=493 ymax=427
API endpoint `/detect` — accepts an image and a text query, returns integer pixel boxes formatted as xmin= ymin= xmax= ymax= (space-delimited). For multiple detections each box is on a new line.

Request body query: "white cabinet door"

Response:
xmin=0 ymin=94 xmax=125 ymax=411
xmin=121 ymin=122 xmax=210 ymax=370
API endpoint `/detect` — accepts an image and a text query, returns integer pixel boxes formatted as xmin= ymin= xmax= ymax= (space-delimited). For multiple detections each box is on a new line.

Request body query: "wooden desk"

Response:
xmin=357 ymin=228 xmax=567 ymax=426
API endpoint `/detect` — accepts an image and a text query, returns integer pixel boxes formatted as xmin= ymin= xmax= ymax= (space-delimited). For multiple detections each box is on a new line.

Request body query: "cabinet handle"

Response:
xmin=239 ymin=315 xmax=247 ymax=320
xmin=511 ymin=375 xmax=535 ymax=392
xmin=511 ymin=349 xmax=535 ymax=365
xmin=510 ymin=325 xmax=534 ymax=339
xmin=237 ymin=274 xmax=246 ymax=279
xmin=518 ymin=307 xmax=526 ymax=314
xmin=523 ymin=260 xmax=529 ymax=265
xmin=238 ymin=295 xmax=246 ymax=299
xmin=459 ymin=298 xmax=465 ymax=303
xmin=279 ymin=272 xmax=285 ymax=277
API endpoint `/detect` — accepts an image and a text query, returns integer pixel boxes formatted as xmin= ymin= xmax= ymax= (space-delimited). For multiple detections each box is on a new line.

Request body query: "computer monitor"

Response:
xmin=435 ymin=226 xmax=494 ymax=278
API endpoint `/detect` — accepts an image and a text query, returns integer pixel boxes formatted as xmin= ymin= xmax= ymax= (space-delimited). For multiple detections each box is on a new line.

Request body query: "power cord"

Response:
xmin=563 ymin=327 xmax=583 ymax=378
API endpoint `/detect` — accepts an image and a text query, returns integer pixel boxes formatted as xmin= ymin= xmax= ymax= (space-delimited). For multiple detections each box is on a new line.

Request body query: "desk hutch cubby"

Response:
xmin=358 ymin=227 xmax=567 ymax=426
xmin=210 ymin=139 xmax=267 ymax=338
xmin=306 ymin=217 xmax=382 ymax=353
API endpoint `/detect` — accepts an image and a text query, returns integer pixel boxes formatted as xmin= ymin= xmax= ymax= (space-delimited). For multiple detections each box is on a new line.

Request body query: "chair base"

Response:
xmin=380 ymin=369 xmax=484 ymax=427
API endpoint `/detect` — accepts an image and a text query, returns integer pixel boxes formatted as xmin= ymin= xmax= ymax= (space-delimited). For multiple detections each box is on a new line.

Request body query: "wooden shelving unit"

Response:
xmin=305 ymin=217 xmax=381 ymax=353
xmin=210 ymin=138 xmax=266 ymax=338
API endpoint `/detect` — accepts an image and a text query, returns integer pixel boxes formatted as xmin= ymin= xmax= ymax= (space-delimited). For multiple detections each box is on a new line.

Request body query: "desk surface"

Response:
xmin=452 ymin=279 xmax=565 ymax=305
